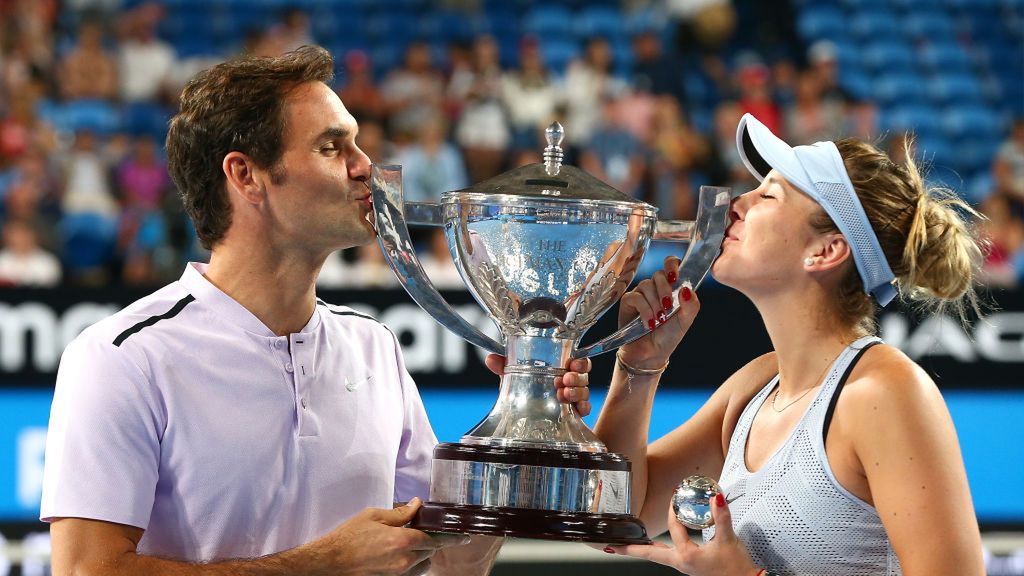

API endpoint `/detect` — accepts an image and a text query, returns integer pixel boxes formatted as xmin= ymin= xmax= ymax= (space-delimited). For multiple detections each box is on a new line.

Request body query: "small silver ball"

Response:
xmin=671 ymin=475 xmax=722 ymax=530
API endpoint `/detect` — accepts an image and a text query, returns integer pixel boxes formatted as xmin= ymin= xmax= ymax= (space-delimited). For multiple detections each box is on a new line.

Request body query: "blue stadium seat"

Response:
xmin=883 ymin=104 xmax=942 ymax=138
xmin=523 ymin=7 xmax=574 ymax=40
xmin=850 ymin=10 xmax=902 ymax=38
xmin=861 ymin=40 xmax=917 ymax=73
xmin=796 ymin=6 xmax=846 ymax=40
xmin=121 ymin=102 xmax=173 ymax=141
xmin=58 ymin=100 xmax=122 ymax=136
xmin=926 ymin=72 xmax=984 ymax=105
xmin=940 ymin=105 xmax=1002 ymax=139
xmin=871 ymin=72 xmax=926 ymax=105
xmin=918 ymin=42 xmax=974 ymax=72
xmin=60 ymin=213 xmax=117 ymax=273
xmin=905 ymin=11 xmax=957 ymax=38
xmin=577 ymin=6 xmax=624 ymax=40
xmin=538 ymin=39 xmax=580 ymax=77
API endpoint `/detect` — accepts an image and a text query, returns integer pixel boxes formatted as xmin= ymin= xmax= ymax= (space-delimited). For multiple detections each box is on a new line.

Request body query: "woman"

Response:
xmin=591 ymin=114 xmax=986 ymax=575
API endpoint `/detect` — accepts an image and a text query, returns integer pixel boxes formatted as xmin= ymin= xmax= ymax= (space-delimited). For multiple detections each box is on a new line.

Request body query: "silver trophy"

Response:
xmin=370 ymin=122 xmax=730 ymax=543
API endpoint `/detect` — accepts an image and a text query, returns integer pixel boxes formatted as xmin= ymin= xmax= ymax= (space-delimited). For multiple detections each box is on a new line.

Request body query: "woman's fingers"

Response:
xmin=484 ymin=354 xmax=505 ymax=376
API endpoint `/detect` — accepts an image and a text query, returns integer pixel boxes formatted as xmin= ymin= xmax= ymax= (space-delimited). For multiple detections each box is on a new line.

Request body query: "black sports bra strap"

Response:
xmin=823 ymin=341 xmax=881 ymax=444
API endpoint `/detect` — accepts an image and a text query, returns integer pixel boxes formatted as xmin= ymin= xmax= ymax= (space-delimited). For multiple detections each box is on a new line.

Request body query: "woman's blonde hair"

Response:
xmin=809 ymin=137 xmax=987 ymax=335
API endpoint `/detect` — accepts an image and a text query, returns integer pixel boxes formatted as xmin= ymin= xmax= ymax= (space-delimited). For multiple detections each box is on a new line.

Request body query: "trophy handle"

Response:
xmin=370 ymin=164 xmax=505 ymax=356
xmin=575 ymin=185 xmax=731 ymax=358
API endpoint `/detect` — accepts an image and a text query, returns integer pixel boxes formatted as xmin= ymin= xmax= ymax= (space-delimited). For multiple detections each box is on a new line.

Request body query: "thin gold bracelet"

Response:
xmin=615 ymin=349 xmax=669 ymax=377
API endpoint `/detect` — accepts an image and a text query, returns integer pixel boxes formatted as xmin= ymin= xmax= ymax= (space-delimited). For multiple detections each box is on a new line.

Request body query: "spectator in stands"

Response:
xmin=380 ymin=41 xmax=445 ymax=144
xmin=353 ymin=116 xmax=395 ymax=165
xmin=449 ymin=35 xmax=510 ymax=183
xmin=564 ymin=36 xmax=628 ymax=144
xmin=994 ymin=118 xmax=1024 ymax=210
xmin=116 ymin=135 xmax=170 ymax=285
xmin=735 ymin=58 xmax=782 ymax=136
xmin=647 ymin=95 xmax=711 ymax=220
xmin=57 ymin=20 xmax=118 ymax=101
xmin=592 ymin=114 xmax=986 ymax=575
xmin=707 ymin=100 xmax=751 ymax=193
xmin=581 ymin=96 xmax=647 ymax=198
xmin=978 ymin=194 xmax=1023 ymax=287
xmin=393 ymin=115 xmax=467 ymax=203
xmin=60 ymin=130 xmax=119 ymax=222
xmin=0 ymin=218 xmax=61 ymax=287
xmin=0 ymin=91 xmax=57 ymax=169
xmin=419 ymin=229 xmax=463 ymax=289
xmin=337 ymin=50 xmax=385 ymax=122
xmin=631 ymin=30 xmax=686 ymax=107
xmin=501 ymin=37 xmax=560 ymax=158
xmin=271 ymin=8 xmax=314 ymax=53
xmin=784 ymin=69 xmax=843 ymax=145
xmin=115 ymin=2 xmax=177 ymax=103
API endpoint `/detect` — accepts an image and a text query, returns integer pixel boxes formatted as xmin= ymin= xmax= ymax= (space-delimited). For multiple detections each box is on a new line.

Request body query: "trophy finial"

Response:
xmin=543 ymin=122 xmax=565 ymax=176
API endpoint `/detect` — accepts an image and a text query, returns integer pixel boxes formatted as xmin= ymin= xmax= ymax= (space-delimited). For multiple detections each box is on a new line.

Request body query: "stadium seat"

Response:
xmin=905 ymin=11 xmax=957 ymax=38
xmin=940 ymin=105 xmax=1002 ymax=139
xmin=918 ymin=42 xmax=974 ymax=72
xmin=577 ymin=7 xmax=624 ymax=40
xmin=861 ymin=40 xmax=917 ymax=73
xmin=883 ymin=104 xmax=942 ymax=138
xmin=926 ymin=72 xmax=984 ymax=105
xmin=850 ymin=10 xmax=902 ymax=38
xmin=523 ymin=7 xmax=574 ymax=39
xmin=871 ymin=72 xmax=926 ymax=105
xmin=538 ymin=39 xmax=580 ymax=77
xmin=796 ymin=6 xmax=847 ymax=40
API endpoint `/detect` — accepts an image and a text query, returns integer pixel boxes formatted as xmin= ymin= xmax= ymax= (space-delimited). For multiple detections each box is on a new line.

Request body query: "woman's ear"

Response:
xmin=223 ymin=151 xmax=266 ymax=206
xmin=807 ymin=233 xmax=852 ymax=273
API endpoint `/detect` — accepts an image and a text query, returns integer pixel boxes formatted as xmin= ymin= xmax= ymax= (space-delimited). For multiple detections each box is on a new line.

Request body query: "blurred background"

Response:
xmin=0 ymin=0 xmax=1022 ymax=572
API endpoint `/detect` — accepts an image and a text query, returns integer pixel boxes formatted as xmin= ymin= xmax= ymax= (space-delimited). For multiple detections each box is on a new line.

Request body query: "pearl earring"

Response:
xmin=804 ymin=257 xmax=814 ymax=266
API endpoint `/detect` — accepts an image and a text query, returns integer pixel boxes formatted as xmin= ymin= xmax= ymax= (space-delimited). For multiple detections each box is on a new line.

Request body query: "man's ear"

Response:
xmin=223 ymin=151 xmax=266 ymax=206
xmin=808 ymin=233 xmax=852 ymax=273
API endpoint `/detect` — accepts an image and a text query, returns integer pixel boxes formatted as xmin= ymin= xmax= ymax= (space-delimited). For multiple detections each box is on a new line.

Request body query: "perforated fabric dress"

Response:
xmin=704 ymin=336 xmax=902 ymax=575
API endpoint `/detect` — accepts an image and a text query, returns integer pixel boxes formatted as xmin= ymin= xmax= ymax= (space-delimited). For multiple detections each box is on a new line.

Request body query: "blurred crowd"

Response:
xmin=0 ymin=0 xmax=1021 ymax=290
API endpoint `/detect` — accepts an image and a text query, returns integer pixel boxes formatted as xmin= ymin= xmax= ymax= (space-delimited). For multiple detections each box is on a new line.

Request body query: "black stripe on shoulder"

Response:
xmin=823 ymin=341 xmax=881 ymax=443
xmin=316 ymin=299 xmax=383 ymax=325
xmin=113 ymin=295 xmax=196 ymax=347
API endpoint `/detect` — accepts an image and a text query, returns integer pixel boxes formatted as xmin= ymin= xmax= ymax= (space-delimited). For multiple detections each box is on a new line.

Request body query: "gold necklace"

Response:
xmin=771 ymin=346 xmax=846 ymax=413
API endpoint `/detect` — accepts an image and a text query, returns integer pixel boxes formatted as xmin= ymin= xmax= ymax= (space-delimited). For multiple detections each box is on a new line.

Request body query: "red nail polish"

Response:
xmin=603 ymin=547 xmax=615 ymax=554
xmin=647 ymin=318 xmax=657 ymax=330
xmin=715 ymin=493 xmax=725 ymax=507
xmin=662 ymin=296 xmax=672 ymax=310
xmin=667 ymin=270 xmax=678 ymax=284
xmin=682 ymin=287 xmax=692 ymax=301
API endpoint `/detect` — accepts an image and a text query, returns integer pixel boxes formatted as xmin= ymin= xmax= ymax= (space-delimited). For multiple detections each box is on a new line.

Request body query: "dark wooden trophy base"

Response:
xmin=408 ymin=443 xmax=651 ymax=544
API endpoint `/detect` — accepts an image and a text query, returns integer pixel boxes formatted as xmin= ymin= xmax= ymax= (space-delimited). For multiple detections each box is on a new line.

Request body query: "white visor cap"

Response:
xmin=735 ymin=113 xmax=897 ymax=306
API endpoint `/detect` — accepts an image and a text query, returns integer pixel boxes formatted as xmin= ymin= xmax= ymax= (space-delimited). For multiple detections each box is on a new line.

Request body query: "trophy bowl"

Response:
xmin=371 ymin=123 xmax=730 ymax=544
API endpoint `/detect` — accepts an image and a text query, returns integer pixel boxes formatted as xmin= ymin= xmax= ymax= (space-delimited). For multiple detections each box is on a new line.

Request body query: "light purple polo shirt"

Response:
xmin=41 ymin=263 xmax=437 ymax=561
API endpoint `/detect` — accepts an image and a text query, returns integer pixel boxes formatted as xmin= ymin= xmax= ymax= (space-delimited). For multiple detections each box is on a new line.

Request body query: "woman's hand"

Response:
xmin=485 ymin=355 xmax=592 ymax=417
xmin=608 ymin=492 xmax=759 ymax=576
xmin=617 ymin=256 xmax=700 ymax=370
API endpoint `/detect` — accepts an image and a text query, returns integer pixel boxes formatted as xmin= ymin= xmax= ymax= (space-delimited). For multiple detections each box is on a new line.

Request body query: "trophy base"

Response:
xmin=410 ymin=502 xmax=651 ymax=544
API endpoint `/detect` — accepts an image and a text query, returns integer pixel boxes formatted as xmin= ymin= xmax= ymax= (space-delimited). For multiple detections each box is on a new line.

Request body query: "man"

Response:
xmin=41 ymin=45 xmax=590 ymax=574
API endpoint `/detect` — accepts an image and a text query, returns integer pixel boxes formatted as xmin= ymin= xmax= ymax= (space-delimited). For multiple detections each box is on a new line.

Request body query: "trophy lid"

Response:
xmin=443 ymin=122 xmax=657 ymax=214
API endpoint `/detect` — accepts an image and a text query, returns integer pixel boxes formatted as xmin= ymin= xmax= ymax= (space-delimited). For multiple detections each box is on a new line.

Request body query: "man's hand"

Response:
xmin=305 ymin=498 xmax=469 ymax=576
xmin=50 ymin=498 xmax=470 ymax=576
xmin=485 ymin=355 xmax=592 ymax=416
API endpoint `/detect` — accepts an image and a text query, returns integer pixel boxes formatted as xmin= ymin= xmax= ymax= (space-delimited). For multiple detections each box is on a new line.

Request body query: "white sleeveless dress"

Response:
xmin=705 ymin=336 xmax=902 ymax=575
